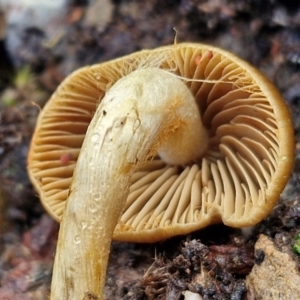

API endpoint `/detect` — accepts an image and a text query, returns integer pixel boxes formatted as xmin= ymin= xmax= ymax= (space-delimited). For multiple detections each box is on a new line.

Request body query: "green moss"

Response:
xmin=293 ymin=233 xmax=300 ymax=255
xmin=14 ymin=65 xmax=33 ymax=89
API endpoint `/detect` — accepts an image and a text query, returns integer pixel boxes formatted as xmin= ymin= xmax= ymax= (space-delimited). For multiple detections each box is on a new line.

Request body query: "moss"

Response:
xmin=293 ymin=234 xmax=300 ymax=255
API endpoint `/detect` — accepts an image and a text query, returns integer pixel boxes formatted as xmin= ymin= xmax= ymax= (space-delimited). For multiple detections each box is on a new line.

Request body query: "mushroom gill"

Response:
xmin=28 ymin=43 xmax=294 ymax=243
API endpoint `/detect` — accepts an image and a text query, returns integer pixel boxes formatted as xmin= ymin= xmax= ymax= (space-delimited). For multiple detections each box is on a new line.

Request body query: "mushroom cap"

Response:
xmin=28 ymin=43 xmax=294 ymax=243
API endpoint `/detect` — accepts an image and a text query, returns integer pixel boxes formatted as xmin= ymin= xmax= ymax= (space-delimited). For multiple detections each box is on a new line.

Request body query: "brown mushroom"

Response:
xmin=28 ymin=43 xmax=294 ymax=299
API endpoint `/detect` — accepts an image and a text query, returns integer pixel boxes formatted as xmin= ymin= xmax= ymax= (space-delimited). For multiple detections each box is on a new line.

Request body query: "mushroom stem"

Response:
xmin=50 ymin=67 xmax=207 ymax=299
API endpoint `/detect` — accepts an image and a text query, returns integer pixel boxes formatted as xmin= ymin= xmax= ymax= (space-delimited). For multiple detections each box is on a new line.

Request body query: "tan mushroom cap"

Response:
xmin=28 ymin=43 xmax=294 ymax=243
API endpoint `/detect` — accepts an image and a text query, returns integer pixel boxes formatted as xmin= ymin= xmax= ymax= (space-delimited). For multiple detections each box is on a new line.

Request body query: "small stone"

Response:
xmin=182 ymin=290 xmax=202 ymax=300
xmin=246 ymin=234 xmax=300 ymax=300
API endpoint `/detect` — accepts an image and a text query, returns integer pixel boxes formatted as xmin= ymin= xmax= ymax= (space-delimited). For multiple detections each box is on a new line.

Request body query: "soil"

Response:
xmin=0 ymin=1 xmax=300 ymax=299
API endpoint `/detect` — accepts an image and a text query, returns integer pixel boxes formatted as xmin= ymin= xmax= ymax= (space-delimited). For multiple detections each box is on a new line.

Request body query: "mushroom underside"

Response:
xmin=28 ymin=43 xmax=293 ymax=242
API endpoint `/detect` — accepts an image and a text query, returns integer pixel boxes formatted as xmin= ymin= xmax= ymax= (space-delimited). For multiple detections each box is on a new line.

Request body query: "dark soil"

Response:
xmin=0 ymin=1 xmax=300 ymax=299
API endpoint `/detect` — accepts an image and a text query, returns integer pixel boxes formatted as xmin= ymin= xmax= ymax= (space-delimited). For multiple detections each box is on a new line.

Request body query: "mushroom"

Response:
xmin=27 ymin=43 xmax=294 ymax=299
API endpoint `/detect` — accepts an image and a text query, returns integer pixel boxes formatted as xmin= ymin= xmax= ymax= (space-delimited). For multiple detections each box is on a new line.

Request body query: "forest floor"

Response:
xmin=0 ymin=1 xmax=300 ymax=299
